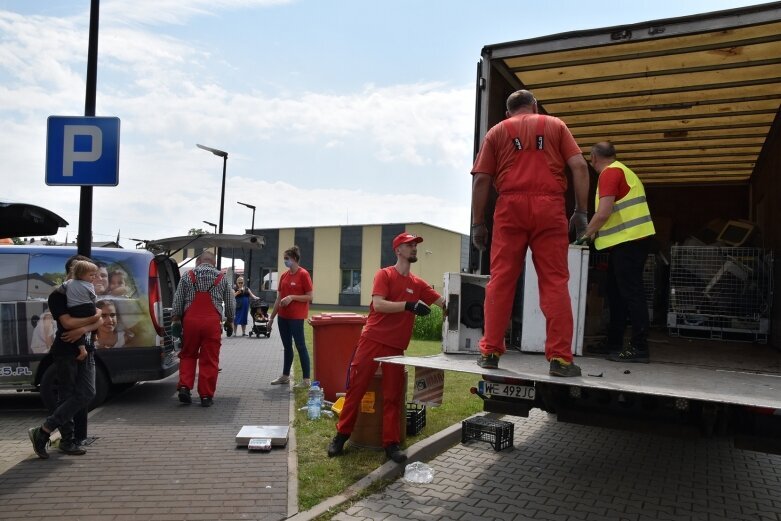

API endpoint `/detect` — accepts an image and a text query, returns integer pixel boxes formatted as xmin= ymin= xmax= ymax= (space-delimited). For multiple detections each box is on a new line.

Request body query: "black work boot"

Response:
xmin=607 ymin=345 xmax=650 ymax=363
xmin=327 ymin=433 xmax=350 ymax=458
xmin=549 ymin=358 xmax=583 ymax=377
xmin=476 ymin=353 xmax=500 ymax=370
xmin=59 ymin=439 xmax=87 ymax=455
xmin=28 ymin=426 xmax=50 ymax=459
xmin=384 ymin=444 xmax=407 ymax=464
xmin=178 ymin=387 xmax=192 ymax=404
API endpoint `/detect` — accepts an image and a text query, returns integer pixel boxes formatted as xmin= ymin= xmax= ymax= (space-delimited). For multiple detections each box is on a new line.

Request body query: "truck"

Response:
xmin=383 ymin=3 xmax=781 ymax=455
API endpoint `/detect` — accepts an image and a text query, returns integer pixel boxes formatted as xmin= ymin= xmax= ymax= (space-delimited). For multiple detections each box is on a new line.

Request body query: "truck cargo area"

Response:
xmin=390 ymin=3 xmax=781 ymax=454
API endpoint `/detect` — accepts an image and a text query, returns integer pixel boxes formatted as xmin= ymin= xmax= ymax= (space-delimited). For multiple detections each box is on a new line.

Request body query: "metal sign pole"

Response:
xmin=78 ymin=0 xmax=100 ymax=257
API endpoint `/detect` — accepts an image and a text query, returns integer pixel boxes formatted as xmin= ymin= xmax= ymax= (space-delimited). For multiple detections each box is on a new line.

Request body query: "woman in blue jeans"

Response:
xmin=268 ymin=246 xmax=313 ymax=386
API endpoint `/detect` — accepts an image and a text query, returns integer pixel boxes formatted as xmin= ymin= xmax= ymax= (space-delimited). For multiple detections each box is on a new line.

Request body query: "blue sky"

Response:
xmin=0 ymin=0 xmax=763 ymax=248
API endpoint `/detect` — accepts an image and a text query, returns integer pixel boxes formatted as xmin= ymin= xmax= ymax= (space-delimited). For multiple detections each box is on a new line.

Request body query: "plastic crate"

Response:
xmin=406 ymin=402 xmax=426 ymax=436
xmin=461 ymin=416 xmax=514 ymax=451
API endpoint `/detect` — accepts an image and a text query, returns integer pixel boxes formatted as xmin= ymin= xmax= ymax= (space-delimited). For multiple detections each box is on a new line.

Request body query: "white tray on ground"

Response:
xmin=236 ymin=425 xmax=289 ymax=447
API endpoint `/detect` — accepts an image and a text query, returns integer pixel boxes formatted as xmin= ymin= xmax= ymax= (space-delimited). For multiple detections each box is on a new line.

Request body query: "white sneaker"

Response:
xmin=270 ymin=375 xmax=290 ymax=385
xmin=294 ymin=378 xmax=311 ymax=388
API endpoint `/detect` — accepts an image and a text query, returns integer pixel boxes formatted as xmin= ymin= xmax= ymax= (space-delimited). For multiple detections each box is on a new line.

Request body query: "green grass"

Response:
xmin=292 ymin=308 xmax=483 ymax=512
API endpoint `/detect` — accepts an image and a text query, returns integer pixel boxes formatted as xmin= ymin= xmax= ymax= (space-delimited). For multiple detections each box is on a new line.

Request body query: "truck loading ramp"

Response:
xmin=379 ymin=351 xmax=781 ymax=410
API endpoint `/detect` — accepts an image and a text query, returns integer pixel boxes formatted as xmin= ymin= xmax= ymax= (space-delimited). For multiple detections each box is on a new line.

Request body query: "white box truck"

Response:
xmin=383 ymin=3 xmax=781 ymax=455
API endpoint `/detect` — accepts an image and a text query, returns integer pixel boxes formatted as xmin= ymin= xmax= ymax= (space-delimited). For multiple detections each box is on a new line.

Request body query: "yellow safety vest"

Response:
xmin=594 ymin=161 xmax=655 ymax=250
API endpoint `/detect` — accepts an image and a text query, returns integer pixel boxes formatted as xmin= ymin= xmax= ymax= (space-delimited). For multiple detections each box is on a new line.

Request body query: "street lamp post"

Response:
xmin=237 ymin=201 xmax=256 ymax=291
xmin=202 ymin=220 xmax=217 ymax=259
xmin=196 ymin=143 xmax=228 ymax=269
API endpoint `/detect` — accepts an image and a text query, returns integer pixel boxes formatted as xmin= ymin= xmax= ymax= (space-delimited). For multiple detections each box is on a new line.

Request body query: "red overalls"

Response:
xmin=178 ymin=271 xmax=224 ymax=398
xmin=479 ymin=115 xmax=574 ymax=362
xmin=336 ymin=337 xmax=405 ymax=448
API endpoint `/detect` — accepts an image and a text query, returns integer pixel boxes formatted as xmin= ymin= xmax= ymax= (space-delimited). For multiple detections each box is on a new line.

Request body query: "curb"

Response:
xmin=287 ymin=385 xmax=299 ymax=518
xmin=285 ymin=413 xmax=499 ymax=521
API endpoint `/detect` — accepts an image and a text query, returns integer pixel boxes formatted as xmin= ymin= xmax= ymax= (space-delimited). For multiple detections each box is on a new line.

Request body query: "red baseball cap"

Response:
xmin=392 ymin=232 xmax=423 ymax=250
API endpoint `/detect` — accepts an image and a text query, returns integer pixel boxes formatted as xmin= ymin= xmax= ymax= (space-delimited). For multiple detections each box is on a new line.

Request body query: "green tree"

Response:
xmin=188 ymin=228 xmax=207 ymax=236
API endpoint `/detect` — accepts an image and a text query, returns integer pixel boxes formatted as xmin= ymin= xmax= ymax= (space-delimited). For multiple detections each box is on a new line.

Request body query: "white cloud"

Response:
xmin=0 ymin=4 xmax=473 ymax=247
xmin=101 ymin=0 xmax=295 ymax=26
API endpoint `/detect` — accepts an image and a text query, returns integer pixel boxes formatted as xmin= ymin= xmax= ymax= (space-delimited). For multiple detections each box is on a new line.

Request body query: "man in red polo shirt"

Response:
xmin=327 ymin=232 xmax=445 ymax=464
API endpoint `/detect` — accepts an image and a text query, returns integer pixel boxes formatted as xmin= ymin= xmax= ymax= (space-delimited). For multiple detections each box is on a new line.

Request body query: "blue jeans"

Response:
xmin=278 ymin=318 xmax=310 ymax=379
xmin=44 ymin=352 xmax=96 ymax=442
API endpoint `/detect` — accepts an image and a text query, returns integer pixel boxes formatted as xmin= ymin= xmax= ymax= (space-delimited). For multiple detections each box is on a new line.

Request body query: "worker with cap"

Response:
xmin=581 ymin=141 xmax=655 ymax=362
xmin=471 ymin=89 xmax=590 ymax=376
xmin=327 ymin=232 xmax=445 ymax=464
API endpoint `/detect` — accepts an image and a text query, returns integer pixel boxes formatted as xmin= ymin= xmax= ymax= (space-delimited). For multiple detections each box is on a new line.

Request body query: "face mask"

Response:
xmin=284 ymin=259 xmax=292 ymax=268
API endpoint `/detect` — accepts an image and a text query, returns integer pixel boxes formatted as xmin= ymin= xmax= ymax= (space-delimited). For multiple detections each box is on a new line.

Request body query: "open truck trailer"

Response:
xmin=383 ymin=3 xmax=781 ymax=454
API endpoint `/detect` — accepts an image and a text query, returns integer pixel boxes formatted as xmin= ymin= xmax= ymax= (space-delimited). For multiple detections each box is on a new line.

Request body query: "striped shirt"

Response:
xmin=172 ymin=263 xmax=235 ymax=321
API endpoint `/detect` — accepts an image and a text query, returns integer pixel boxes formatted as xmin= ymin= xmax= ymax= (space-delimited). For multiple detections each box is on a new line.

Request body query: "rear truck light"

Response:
xmin=746 ymin=406 xmax=780 ymax=416
xmin=470 ymin=386 xmax=488 ymax=401
xmin=148 ymin=260 xmax=164 ymax=336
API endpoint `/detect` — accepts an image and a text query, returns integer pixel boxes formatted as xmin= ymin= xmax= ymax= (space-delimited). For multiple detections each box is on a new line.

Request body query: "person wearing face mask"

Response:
xmin=268 ymin=246 xmax=313 ymax=387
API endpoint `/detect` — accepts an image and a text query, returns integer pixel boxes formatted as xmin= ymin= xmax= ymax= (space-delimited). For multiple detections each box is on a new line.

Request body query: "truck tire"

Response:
xmin=40 ymin=363 xmax=110 ymax=412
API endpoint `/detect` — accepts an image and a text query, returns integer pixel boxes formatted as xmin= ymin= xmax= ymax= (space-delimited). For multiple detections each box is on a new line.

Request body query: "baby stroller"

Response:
xmin=248 ymin=298 xmax=272 ymax=338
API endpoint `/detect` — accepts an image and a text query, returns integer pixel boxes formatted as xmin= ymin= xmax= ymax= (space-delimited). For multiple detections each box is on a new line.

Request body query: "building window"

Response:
xmin=341 ymin=269 xmax=361 ymax=294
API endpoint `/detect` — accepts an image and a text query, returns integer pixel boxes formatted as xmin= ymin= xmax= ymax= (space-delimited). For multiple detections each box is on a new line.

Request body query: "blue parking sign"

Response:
xmin=46 ymin=116 xmax=120 ymax=186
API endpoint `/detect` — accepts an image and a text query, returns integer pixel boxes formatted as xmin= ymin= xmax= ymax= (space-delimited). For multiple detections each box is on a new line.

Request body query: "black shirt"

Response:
xmin=48 ymin=287 xmax=94 ymax=356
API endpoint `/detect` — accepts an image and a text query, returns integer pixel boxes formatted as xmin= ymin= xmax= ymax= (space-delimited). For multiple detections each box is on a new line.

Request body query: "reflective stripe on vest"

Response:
xmin=594 ymin=161 xmax=655 ymax=250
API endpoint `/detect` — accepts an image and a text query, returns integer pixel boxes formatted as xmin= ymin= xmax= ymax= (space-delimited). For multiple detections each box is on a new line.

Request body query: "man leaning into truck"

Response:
xmin=471 ymin=89 xmax=590 ymax=376
xmin=581 ymin=141 xmax=655 ymax=362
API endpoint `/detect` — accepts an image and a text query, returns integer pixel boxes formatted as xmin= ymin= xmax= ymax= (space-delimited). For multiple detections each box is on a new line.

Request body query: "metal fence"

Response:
xmin=667 ymin=246 xmax=773 ymax=342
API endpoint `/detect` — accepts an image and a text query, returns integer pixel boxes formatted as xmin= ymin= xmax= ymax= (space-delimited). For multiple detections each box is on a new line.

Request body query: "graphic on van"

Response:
xmin=0 ymin=250 xmax=157 ymax=361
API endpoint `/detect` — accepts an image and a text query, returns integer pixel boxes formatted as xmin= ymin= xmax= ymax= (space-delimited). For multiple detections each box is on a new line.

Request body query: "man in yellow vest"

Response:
xmin=581 ymin=142 xmax=655 ymax=363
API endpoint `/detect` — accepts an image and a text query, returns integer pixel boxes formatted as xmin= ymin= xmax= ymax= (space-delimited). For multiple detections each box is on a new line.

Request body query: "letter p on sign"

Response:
xmin=63 ymin=125 xmax=102 ymax=176
xmin=46 ymin=116 xmax=120 ymax=186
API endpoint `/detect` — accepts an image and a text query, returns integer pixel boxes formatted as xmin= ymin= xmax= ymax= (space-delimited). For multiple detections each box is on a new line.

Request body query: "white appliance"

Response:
xmin=442 ymin=272 xmax=489 ymax=354
xmin=521 ymin=245 xmax=590 ymax=355
xmin=441 ymin=245 xmax=589 ymax=356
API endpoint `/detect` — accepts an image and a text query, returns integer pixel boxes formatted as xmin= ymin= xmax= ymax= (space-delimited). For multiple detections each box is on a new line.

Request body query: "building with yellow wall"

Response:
xmin=239 ymin=222 xmax=468 ymax=307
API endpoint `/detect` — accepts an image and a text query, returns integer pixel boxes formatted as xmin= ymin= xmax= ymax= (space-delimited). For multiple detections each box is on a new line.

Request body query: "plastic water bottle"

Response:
xmin=307 ymin=381 xmax=323 ymax=420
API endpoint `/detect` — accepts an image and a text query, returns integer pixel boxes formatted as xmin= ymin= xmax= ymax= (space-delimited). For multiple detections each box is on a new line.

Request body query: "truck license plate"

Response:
xmin=478 ymin=381 xmax=535 ymax=400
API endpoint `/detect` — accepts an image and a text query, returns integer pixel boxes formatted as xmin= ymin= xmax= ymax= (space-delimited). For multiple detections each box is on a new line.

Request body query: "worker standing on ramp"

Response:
xmin=471 ymin=89 xmax=590 ymax=376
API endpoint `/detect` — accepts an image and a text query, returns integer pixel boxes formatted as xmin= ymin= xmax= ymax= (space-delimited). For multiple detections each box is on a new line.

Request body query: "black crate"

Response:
xmin=406 ymin=402 xmax=426 ymax=436
xmin=461 ymin=416 xmax=514 ymax=451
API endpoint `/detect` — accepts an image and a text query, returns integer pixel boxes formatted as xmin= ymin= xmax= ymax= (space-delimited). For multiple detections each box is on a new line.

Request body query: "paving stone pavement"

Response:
xmin=332 ymin=410 xmax=781 ymax=521
xmin=0 ymin=333 xmax=294 ymax=521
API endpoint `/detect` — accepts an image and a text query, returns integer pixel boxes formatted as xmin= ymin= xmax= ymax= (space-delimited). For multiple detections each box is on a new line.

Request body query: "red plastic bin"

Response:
xmin=308 ymin=312 xmax=367 ymax=402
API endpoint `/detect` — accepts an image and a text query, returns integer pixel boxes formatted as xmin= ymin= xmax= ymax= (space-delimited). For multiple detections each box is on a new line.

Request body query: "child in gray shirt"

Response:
xmin=61 ymin=260 xmax=99 ymax=357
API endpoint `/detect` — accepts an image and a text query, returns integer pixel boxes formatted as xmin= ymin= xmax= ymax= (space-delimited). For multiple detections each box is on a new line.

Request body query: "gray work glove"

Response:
xmin=171 ymin=322 xmax=182 ymax=339
xmin=471 ymin=223 xmax=488 ymax=251
xmin=405 ymin=300 xmax=431 ymax=316
xmin=569 ymin=210 xmax=588 ymax=240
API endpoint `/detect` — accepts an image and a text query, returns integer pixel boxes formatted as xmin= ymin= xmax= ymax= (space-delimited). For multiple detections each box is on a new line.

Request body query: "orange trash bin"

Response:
xmin=308 ymin=312 xmax=367 ymax=402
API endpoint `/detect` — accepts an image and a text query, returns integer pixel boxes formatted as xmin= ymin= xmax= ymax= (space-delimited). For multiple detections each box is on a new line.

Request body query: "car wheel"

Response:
xmin=40 ymin=363 xmax=110 ymax=411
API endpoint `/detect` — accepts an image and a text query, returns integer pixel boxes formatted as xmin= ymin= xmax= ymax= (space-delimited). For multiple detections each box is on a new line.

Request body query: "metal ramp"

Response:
xmin=378 ymin=352 xmax=781 ymax=410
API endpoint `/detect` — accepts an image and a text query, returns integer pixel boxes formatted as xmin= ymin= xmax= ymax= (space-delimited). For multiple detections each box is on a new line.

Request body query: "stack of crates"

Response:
xmin=667 ymin=246 xmax=773 ymax=342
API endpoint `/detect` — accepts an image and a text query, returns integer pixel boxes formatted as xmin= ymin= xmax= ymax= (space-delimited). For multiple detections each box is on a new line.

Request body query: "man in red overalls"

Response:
xmin=171 ymin=251 xmax=235 ymax=407
xmin=327 ymin=233 xmax=445 ymax=464
xmin=471 ymin=89 xmax=590 ymax=376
